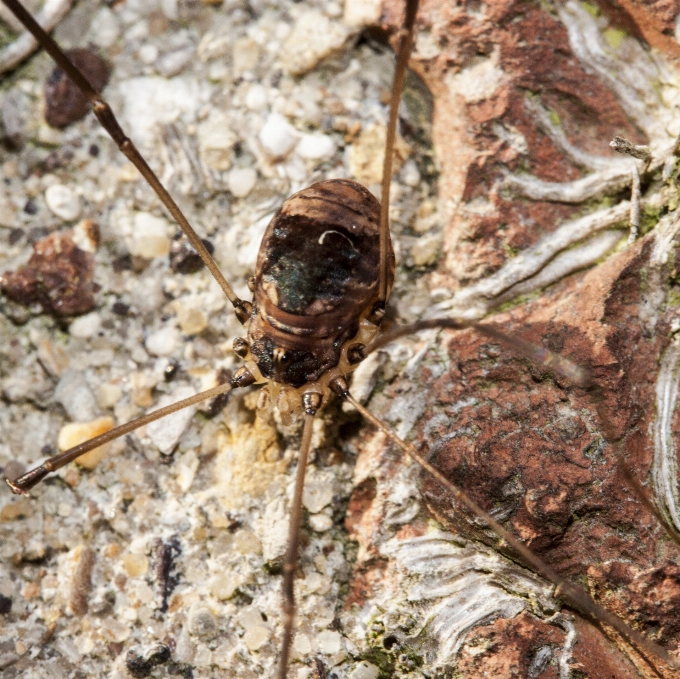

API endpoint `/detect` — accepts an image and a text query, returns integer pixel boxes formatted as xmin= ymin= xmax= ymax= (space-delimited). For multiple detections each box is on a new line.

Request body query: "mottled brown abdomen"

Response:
xmin=248 ymin=179 xmax=394 ymax=387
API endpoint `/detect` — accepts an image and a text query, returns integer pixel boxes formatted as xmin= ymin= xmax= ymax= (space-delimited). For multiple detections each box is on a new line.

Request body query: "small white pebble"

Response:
xmin=100 ymin=618 xmax=131 ymax=643
xmin=146 ymin=385 xmax=196 ymax=454
xmin=193 ymin=645 xmax=212 ymax=668
xmin=296 ymin=133 xmax=336 ymax=161
xmin=97 ymin=383 xmax=122 ymax=409
xmin=233 ymin=37 xmax=260 ymax=76
xmin=259 ymin=113 xmax=298 ymax=159
xmin=45 ymin=184 xmax=81 ymax=222
xmin=344 ymin=0 xmax=382 ymax=27
xmin=209 ymin=572 xmax=241 ymax=600
xmin=233 ymin=529 xmax=262 ymax=554
xmin=303 ymin=571 xmax=323 ymax=593
xmin=116 ymin=459 xmax=143 ymax=485
xmin=138 ymin=44 xmax=158 ymax=64
xmin=198 ymin=112 xmax=234 ymax=171
xmin=238 ymin=607 xmax=264 ymax=631
xmin=245 ymin=84 xmax=267 ymax=110
xmin=293 ymin=634 xmax=312 ymax=655
xmin=401 ymin=159 xmax=421 ymax=187
xmin=349 ymin=661 xmax=380 ymax=679
xmin=178 ymin=307 xmax=207 ymax=336
xmin=55 ymin=370 xmax=97 ymax=422
xmin=303 ymin=480 xmax=334 ymax=513
xmin=174 ymin=630 xmax=195 ymax=664
xmin=309 ymin=513 xmax=333 ymax=532
xmin=89 ymin=7 xmax=120 ymax=49
xmin=176 ymin=449 xmax=199 ymax=492
xmin=228 ymin=167 xmax=257 ymax=198
xmin=123 ymin=607 xmax=138 ymax=622
xmin=317 ymin=630 xmax=341 ymax=654
xmin=130 ymin=212 xmax=171 ymax=259
xmin=69 ymin=312 xmax=102 ymax=339
xmin=145 ymin=326 xmax=179 ymax=356
xmin=280 ymin=10 xmax=350 ymax=76
xmin=57 ymin=501 xmax=72 ymax=517
xmin=243 ymin=626 xmax=269 ymax=651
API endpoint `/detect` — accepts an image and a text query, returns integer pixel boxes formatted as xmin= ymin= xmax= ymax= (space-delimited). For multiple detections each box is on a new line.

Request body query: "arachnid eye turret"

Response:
xmin=273 ymin=347 xmax=290 ymax=364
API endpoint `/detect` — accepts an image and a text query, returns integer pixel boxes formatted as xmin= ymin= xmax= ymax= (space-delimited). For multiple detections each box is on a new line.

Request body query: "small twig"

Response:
xmin=628 ymin=164 xmax=641 ymax=245
xmin=610 ymin=136 xmax=652 ymax=165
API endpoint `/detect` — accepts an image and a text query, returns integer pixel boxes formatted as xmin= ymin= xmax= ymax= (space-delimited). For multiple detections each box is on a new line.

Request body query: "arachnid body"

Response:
xmin=2 ymin=1 xmax=680 ymax=679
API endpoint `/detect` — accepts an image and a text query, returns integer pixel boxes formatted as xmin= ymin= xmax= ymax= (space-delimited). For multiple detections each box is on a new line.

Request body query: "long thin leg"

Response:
xmin=370 ymin=317 xmax=680 ymax=547
xmin=6 ymin=367 xmax=257 ymax=494
xmin=278 ymin=394 xmax=319 ymax=679
xmin=367 ymin=317 xmax=592 ymax=388
xmin=329 ymin=377 xmax=680 ymax=672
xmin=0 ymin=0 xmax=252 ymax=324
xmin=378 ymin=0 xmax=420 ymax=303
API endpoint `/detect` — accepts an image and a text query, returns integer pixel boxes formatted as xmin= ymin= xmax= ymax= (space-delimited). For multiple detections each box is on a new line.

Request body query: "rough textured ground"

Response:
xmin=2 ymin=1 xmax=680 ymax=679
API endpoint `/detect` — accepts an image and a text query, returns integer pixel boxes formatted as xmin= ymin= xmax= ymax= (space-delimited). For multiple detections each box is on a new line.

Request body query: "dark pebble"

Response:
xmin=169 ymin=232 xmax=214 ymax=275
xmin=0 ymin=595 xmax=11 ymax=615
xmin=45 ymin=49 xmax=111 ymax=129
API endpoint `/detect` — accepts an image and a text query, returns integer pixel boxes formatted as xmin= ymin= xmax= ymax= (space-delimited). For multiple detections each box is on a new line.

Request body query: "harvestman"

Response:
xmin=2 ymin=0 xmax=679 ymax=676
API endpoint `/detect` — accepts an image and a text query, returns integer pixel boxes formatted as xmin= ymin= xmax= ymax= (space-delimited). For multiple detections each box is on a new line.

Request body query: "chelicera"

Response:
xmin=1 ymin=0 xmax=679 ymax=677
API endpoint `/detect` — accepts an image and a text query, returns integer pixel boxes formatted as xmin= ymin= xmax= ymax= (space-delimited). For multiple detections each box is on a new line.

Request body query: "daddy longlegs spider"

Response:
xmin=1 ymin=0 xmax=680 ymax=677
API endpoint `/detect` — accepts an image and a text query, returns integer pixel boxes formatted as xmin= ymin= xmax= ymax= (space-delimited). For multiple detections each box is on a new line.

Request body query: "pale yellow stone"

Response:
xmin=198 ymin=112 xmax=235 ymax=171
xmin=233 ymin=529 xmax=262 ymax=554
xmin=243 ymin=625 xmax=269 ymax=651
xmin=344 ymin=0 xmax=382 ymax=27
xmin=411 ymin=233 xmax=441 ymax=267
xmin=0 ymin=498 xmax=33 ymax=521
xmin=121 ymin=553 xmax=149 ymax=578
xmin=129 ymin=213 xmax=171 ymax=258
xmin=209 ymin=573 xmax=241 ymax=600
xmin=15 ymin=640 xmax=27 ymax=656
xmin=104 ymin=542 xmax=122 ymax=558
xmin=238 ymin=607 xmax=265 ymax=631
xmin=57 ymin=416 xmax=115 ymax=470
xmin=178 ymin=307 xmax=208 ymax=335
xmin=133 ymin=234 xmax=171 ymax=258
xmin=349 ymin=123 xmax=410 ymax=185
xmin=119 ymin=162 xmax=140 ymax=182
xmin=97 ymin=383 xmax=122 ymax=409
xmin=232 ymin=37 xmax=260 ymax=76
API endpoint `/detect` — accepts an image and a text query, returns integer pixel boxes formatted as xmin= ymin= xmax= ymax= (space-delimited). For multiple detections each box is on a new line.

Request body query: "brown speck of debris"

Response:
xmin=0 ymin=232 xmax=98 ymax=316
xmin=169 ymin=232 xmax=214 ymax=274
xmin=45 ymin=48 xmax=111 ymax=129
xmin=69 ymin=546 xmax=96 ymax=616
xmin=155 ymin=536 xmax=181 ymax=613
